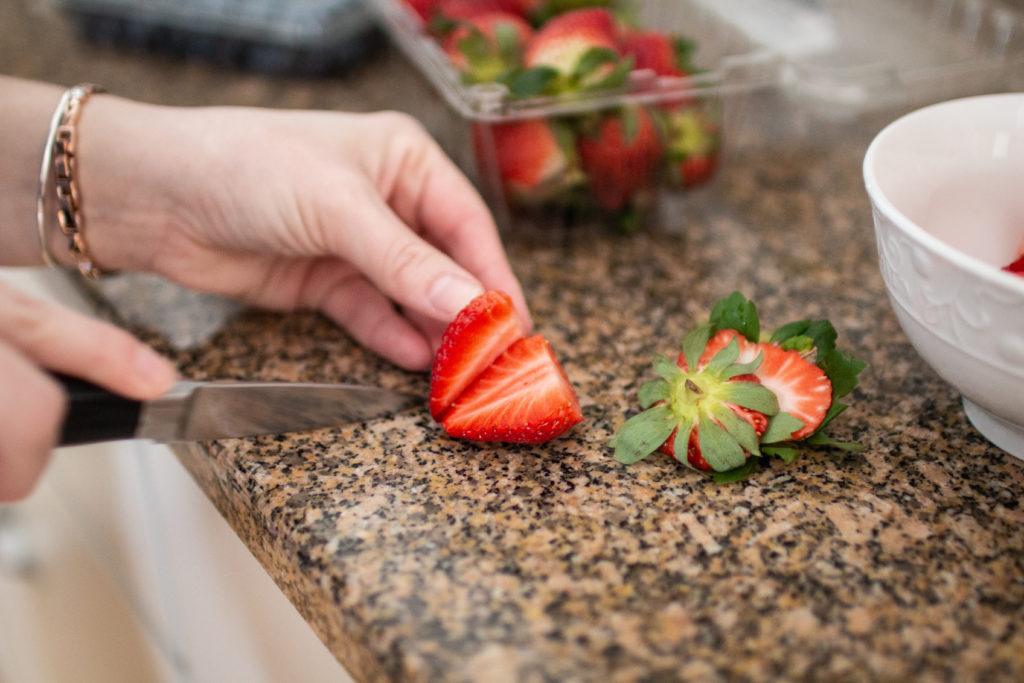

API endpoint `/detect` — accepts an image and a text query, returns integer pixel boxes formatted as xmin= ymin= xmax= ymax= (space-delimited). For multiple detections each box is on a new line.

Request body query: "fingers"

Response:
xmin=0 ymin=340 xmax=62 ymax=502
xmin=295 ymin=259 xmax=436 ymax=371
xmin=354 ymin=113 xmax=533 ymax=331
xmin=0 ymin=281 xmax=177 ymax=400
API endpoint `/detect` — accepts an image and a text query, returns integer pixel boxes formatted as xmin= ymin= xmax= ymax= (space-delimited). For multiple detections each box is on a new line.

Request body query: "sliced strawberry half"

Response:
xmin=441 ymin=334 xmax=583 ymax=443
xmin=695 ymin=329 xmax=832 ymax=441
xmin=429 ymin=290 xmax=525 ymax=420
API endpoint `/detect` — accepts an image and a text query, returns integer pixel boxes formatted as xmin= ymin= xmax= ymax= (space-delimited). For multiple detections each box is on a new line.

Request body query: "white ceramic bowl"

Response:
xmin=864 ymin=93 xmax=1024 ymax=459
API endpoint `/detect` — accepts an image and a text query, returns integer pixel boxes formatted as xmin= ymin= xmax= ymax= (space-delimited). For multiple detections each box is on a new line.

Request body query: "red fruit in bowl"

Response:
xmin=1003 ymin=252 xmax=1024 ymax=276
xmin=578 ymin=106 xmax=663 ymax=211
xmin=443 ymin=11 xmax=533 ymax=81
xmin=474 ymin=118 xmax=579 ymax=203
xmin=430 ymin=290 xmax=525 ymax=420
xmin=441 ymin=334 xmax=583 ymax=443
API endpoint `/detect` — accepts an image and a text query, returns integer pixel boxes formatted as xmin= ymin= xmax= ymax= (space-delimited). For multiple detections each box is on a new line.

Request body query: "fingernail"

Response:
xmin=135 ymin=346 xmax=177 ymax=392
xmin=428 ymin=273 xmax=484 ymax=320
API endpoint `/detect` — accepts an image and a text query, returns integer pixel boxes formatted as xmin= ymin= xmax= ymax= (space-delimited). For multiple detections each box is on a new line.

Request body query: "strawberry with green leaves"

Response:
xmin=621 ymin=29 xmax=695 ymax=78
xmin=506 ymin=7 xmax=633 ymax=98
xmin=443 ymin=11 xmax=534 ymax=83
xmin=577 ymin=105 xmax=663 ymax=211
xmin=611 ymin=292 xmax=866 ymax=481
xmin=662 ymin=106 xmax=721 ymax=188
xmin=430 ymin=291 xmax=583 ymax=444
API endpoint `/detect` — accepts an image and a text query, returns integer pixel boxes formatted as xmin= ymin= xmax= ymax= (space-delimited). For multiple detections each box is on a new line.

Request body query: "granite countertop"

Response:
xmin=8 ymin=1 xmax=1024 ymax=680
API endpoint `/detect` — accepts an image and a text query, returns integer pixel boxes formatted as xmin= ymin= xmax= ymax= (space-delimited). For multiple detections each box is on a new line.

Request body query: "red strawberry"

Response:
xmin=612 ymin=292 xmax=865 ymax=480
xmin=474 ymin=118 xmax=578 ymax=203
xmin=578 ymin=106 xmax=663 ymax=211
xmin=1003 ymin=253 xmax=1024 ymax=276
xmin=430 ymin=290 xmax=525 ymax=420
xmin=522 ymin=7 xmax=624 ymax=89
xmin=621 ymin=30 xmax=688 ymax=77
xmin=663 ymin=107 xmax=721 ymax=189
xmin=402 ymin=0 xmax=440 ymax=22
xmin=611 ymin=330 xmax=780 ymax=473
xmin=695 ymin=329 xmax=832 ymax=441
xmin=434 ymin=0 xmax=527 ymax=22
xmin=678 ymin=152 xmax=718 ymax=187
xmin=443 ymin=11 xmax=533 ymax=80
xmin=441 ymin=334 xmax=583 ymax=443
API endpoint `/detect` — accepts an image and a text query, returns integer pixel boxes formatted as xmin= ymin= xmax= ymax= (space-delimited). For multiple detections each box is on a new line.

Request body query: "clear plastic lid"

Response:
xmin=372 ymin=0 xmax=1024 ymax=120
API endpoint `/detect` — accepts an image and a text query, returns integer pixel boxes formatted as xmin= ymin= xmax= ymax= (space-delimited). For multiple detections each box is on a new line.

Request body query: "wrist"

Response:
xmin=70 ymin=94 xmax=193 ymax=274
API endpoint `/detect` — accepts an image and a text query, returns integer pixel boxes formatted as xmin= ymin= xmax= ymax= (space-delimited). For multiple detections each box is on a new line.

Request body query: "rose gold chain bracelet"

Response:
xmin=35 ymin=83 xmax=106 ymax=278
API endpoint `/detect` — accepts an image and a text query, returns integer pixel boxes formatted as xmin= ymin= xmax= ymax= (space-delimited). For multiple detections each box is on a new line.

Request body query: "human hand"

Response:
xmin=0 ymin=279 xmax=176 ymax=502
xmin=78 ymin=99 xmax=531 ymax=371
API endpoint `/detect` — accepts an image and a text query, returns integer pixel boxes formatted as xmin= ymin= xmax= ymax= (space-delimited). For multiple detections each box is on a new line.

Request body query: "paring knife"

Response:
xmin=56 ymin=373 xmax=420 ymax=445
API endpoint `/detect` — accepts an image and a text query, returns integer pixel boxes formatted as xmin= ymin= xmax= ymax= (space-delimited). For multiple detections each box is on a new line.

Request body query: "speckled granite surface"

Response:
xmin=8 ymin=1 xmax=1024 ymax=680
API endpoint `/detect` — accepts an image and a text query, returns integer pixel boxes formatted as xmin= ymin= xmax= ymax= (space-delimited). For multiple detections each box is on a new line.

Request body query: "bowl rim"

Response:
xmin=862 ymin=92 xmax=1024 ymax=296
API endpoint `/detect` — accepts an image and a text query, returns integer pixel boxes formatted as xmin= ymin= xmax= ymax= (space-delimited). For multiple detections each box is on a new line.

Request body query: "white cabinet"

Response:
xmin=0 ymin=268 xmax=353 ymax=683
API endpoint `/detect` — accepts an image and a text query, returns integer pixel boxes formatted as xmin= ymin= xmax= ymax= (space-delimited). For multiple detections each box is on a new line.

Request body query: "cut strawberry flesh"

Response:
xmin=429 ymin=291 xmax=524 ymax=420
xmin=690 ymin=329 xmax=832 ymax=441
xmin=441 ymin=334 xmax=583 ymax=443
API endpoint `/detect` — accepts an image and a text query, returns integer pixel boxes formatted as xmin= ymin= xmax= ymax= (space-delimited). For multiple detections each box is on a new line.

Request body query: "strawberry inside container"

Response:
xmin=372 ymin=0 xmax=1024 ymax=236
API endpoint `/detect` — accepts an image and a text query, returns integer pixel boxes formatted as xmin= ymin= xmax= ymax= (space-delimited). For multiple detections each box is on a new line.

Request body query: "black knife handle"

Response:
xmin=55 ymin=373 xmax=143 ymax=445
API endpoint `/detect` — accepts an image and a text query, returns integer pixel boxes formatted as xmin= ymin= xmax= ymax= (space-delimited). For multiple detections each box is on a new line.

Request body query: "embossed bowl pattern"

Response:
xmin=864 ymin=93 xmax=1024 ymax=458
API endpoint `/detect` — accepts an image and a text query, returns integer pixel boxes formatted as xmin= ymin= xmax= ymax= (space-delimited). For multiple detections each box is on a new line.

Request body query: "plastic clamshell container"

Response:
xmin=372 ymin=0 xmax=1024 ymax=232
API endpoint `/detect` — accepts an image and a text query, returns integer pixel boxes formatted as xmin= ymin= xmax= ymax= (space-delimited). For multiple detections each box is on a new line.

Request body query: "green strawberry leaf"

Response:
xmin=572 ymin=46 xmax=619 ymax=81
xmin=771 ymin=319 xmax=838 ymax=357
xmin=762 ymin=444 xmax=801 ymax=463
xmin=673 ymin=416 xmax=695 ymax=462
xmin=698 ymin=417 xmax=747 ymax=471
xmin=721 ymin=350 xmax=764 ymax=379
xmin=805 ymin=430 xmax=864 ymax=451
xmin=493 ymin=23 xmax=521 ymax=61
xmin=712 ymin=403 xmax=761 ymax=456
xmin=652 ymin=353 xmax=684 ymax=383
xmin=681 ymin=321 xmax=712 ymax=372
xmin=711 ymin=457 xmax=758 ymax=483
xmin=821 ymin=348 xmax=866 ymax=399
xmin=507 ymin=66 xmax=558 ymax=98
xmin=458 ymin=29 xmax=491 ymax=64
xmin=709 ymin=291 xmax=759 ymax=342
xmin=674 ymin=36 xmax=698 ymax=73
xmin=777 ymin=334 xmax=815 ymax=353
xmin=770 ymin=319 xmax=809 ymax=345
xmin=584 ymin=54 xmax=634 ymax=92
xmin=611 ymin=404 xmax=676 ymax=464
xmin=638 ymin=379 xmax=670 ymax=409
xmin=815 ymin=401 xmax=848 ymax=432
xmin=721 ymin=380 xmax=779 ymax=416
xmin=761 ymin=411 xmax=805 ymax=444
xmin=703 ymin=337 xmax=740 ymax=374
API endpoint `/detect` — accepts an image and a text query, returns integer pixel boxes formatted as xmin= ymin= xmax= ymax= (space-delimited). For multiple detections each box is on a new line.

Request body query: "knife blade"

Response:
xmin=55 ymin=373 xmax=420 ymax=445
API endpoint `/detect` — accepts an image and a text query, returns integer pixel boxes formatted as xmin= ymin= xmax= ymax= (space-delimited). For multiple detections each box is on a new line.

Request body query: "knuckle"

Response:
xmin=383 ymin=240 xmax=433 ymax=287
